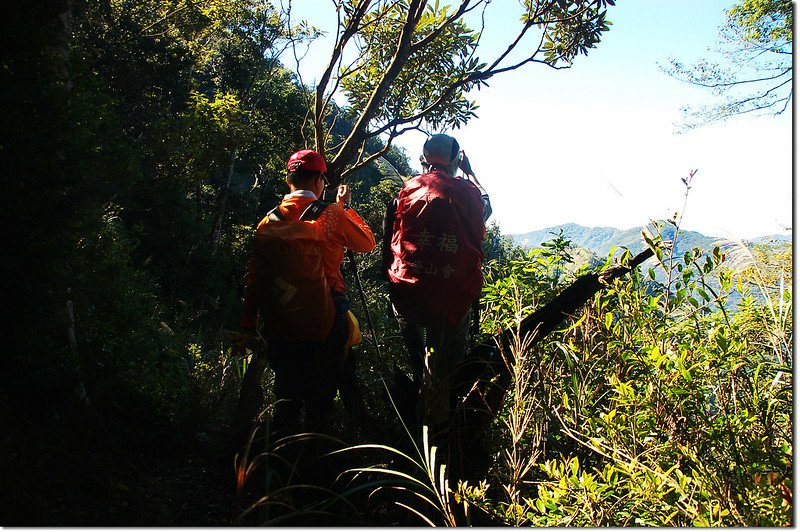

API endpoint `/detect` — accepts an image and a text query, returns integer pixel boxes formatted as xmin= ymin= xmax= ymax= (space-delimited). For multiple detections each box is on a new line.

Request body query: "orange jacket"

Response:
xmin=240 ymin=195 xmax=375 ymax=331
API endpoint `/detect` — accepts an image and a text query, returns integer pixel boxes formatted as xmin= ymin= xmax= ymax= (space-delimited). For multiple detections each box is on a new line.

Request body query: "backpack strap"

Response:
xmin=265 ymin=199 xmax=328 ymax=223
xmin=300 ymin=199 xmax=329 ymax=221
xmin=266 ymin=206 xmax=284 ymax=223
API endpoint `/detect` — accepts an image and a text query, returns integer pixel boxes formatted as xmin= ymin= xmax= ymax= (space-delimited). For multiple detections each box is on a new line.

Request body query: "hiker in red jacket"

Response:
xmin=382 ymin=133 xmax=492 ymax=442
xmin=232 ymin=149 xmax=375 ymax=450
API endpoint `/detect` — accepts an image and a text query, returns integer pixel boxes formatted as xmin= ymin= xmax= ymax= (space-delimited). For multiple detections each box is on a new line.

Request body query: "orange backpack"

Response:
xmin=251 ymin=200 xmax=335 ymax=342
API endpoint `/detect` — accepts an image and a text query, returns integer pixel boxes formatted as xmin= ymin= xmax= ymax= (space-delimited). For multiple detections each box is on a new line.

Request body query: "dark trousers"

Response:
xmin=267 ymin=313 xmax=348 ymax=440
xmin=230 ymin=304 xmax=351 ymax=454
xmin=229 ymin=313 xmax=354 ymax=496
xmin=392 ymin=305 xmax=470 ymax=430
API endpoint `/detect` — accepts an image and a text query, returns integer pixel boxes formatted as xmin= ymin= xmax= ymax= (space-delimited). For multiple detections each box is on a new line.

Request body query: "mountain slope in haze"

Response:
xmin=508 ymin=223 xmax=791 ymax=311
xmin=510 ymin=222 xmax=790 ymax=258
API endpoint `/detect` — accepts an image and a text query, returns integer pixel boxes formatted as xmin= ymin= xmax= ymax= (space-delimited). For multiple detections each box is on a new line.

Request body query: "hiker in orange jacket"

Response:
xmin=232 ymin=149 xmax=375 ymax=449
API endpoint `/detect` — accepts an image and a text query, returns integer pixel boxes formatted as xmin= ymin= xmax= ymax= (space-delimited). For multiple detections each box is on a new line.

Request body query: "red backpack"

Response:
xmin=251 ymin=200 xmax=335 ymax=342
xmin=387 ymin=170 xmax=485 ymax=327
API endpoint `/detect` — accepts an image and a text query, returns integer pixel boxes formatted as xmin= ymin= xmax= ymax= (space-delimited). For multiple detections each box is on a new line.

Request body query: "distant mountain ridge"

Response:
xmin=510 ymin=222 xmax=790 ymax=258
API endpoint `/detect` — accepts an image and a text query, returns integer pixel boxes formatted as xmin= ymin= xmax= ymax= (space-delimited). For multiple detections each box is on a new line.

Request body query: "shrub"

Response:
xmin=460 ymin=228 xmax=792 ymax=526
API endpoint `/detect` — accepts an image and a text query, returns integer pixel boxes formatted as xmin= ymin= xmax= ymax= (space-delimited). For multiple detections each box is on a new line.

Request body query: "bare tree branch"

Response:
xmin=314 ymin=0 xmax=374 ymax=154
xmin=341 ymin=138 xmax=395 ymax=180
xmin=683 ymin=66 xmax=791 ymax=90
xmin=326 ymin=0 xmax=427 ymax=181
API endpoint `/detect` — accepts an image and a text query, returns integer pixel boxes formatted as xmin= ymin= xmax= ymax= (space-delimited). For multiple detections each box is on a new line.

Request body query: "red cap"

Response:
xmin=287 ymin=149 xmax=327 ymax=173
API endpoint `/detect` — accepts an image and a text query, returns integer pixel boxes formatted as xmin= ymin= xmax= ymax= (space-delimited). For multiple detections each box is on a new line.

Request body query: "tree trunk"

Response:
xmin=211 ymin=149 xmax=238 ymax=255
xmin=48 ymin=0 xmax=72 ymax=91
xmin=322 ymin=0 xmax=427 ymax=185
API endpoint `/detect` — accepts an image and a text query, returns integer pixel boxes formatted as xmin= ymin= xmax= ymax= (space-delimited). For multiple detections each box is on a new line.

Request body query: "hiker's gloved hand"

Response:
xmin=336 ymin=184 xmax=352 ymax=208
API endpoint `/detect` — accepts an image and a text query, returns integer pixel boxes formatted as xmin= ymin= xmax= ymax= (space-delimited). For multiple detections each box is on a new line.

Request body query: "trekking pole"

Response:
xmin=346 ymin=249 xmax=382 ymax=360
xmin=321 ymin=182 xmax=382 ymax=358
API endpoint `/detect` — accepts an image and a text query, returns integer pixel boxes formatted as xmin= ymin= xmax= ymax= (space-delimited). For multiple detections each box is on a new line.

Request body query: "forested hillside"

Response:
xmin=512 ymin=221 xmax=791 ymax=258
xmin=1 ymin=0 xmax=792 ymax=527
xmin=511 ymin=222 xmax=792 ymax=309
xmin=513 ymin=222 xmax=722 ymax=258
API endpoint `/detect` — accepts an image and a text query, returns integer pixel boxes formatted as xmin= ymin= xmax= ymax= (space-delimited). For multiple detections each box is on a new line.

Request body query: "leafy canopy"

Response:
xmin=288 ymin=0 xmax=615 ymax=181
xmin=665 ymin=0 xmax=792 ymax=129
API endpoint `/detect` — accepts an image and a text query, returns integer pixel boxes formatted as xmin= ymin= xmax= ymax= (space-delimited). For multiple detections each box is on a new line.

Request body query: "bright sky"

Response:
xmin=286 ymin=0 xmax=793 ymax=240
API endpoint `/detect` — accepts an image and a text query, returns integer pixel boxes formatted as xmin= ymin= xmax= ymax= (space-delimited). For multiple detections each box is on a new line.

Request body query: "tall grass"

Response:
xmin=334 ymin=385 xmax=463 ymax=526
